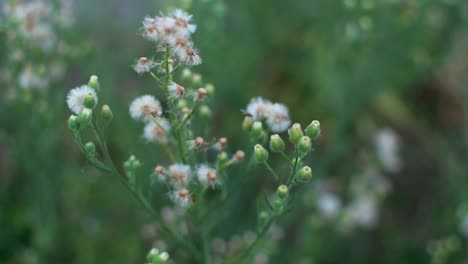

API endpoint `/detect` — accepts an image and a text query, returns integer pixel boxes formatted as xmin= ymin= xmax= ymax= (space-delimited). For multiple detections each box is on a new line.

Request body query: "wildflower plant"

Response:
xmin=66 ymin=8 xmax=321 ymax=263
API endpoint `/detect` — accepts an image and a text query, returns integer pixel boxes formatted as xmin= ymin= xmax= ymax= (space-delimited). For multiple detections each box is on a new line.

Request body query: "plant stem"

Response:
xmin=264 ymin=161 xmax=280 ymax=182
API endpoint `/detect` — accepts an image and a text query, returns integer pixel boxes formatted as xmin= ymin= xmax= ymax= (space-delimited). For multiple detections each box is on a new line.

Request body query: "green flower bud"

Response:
xmin=305 ymin=120 xmax=321 ymax=140
xmin=88 ymin=75 xmax=100 ymax=92
xmin=78 ymin=108 xmax=93 ymax=127
xmin=68 ymin=115 xmax=78 ymax=130
xmin=242 ymin=116 xmax=253 ymax=131
xmin=101 ymin=105 xmax=113 ymax=121
xmin=205 ymin=83 xmax=215 ymax=96
xmin=83 ymin=93 xmax=96 ymax=109
xmin=277 ymin=185 xmax=288 ymax=199
xmin=288 ymin=123 xmax=303 ymax=145
xmin=252 ymin=121 xmax=263 ymax=136
xmin=84 ymin=142 xmax=96 ymax=155
xmin=297 ymin=136 xmax=312 ymax=153
xmin=297 ymin=166 xmax=312 ymax=182
xmin=259 ymin=211 xmax=269 ymax=226
xmin=274 ymin=198 xmax=283 ymax=210
xmin=177 ymin=99 xmax=188 ymax=110
xmin=147 ymin=248 xmax=159 ymax=262
xmin=198 ymin=105 xmax=212 ymax=119
xmin=254 ymin=144 xmax=268 ymax=162
xmin=217 ymin=151 xmax=229 ymax=164
xmin=181 ymin=68 xmax=192 ymax=82
xmin=156 ymin=252 xmax=170 ymax=263
xmin=192 ymin=73 xmax=202 ymax=87
xmin=269 ymin=134 xmax=285 ymax=152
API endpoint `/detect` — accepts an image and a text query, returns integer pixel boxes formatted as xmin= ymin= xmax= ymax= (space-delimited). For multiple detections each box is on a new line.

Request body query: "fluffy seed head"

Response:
xmin=129 ymin=95 xmax=163 ymax=122
xmin=143 ymin=119 xmax=171 ymax=143
xmin=167 ymin=164 xmax=191 ymax=186
xmin=197 ymin=165 xmax=218 ymax=188
xmin=66 ymin=85 xmax=98 ymax=114
xmin=133 ymin=57 xmax=157 ymax=74
xmin=266 ymin=103 xmax=291 ymax=133
xmin=171 ymin=188 xmax=192 ymax=207
xmin=168 ymin=81 xmax=185 ymax=98
xmin=246 ymin=97 xmax=272 ymax=120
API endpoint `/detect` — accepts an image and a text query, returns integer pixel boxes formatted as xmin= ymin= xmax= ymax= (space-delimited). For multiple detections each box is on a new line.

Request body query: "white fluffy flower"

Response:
xmin=459 ymin=214 xmax=468 ymax=238
xmin=156 ymin=16 xmax=178 ymax=43
xmin=374 ymin=128 xmax=402 ymax=172
xmin=143 ymin=119 xmax=171 ymax=143
xmin=141 ymin=16 xmax=160 ymax=41
xmin=246 ymin=97 xmax=272 ymax=120
xmin=266 ymin=103 xmax=291 ymax=133
xmin=19 ymin=66 xmax=48 ymax=90
xmin=171 ymin=9 xmax=196 ymax=35
xmin=133 ymin=57 xmax=158 ymax=75
xmin=170 ymin=188 xmax=192 ymax=207
xmin=176 ymin=47 xmax=202 ymax=66
xmin=66 ymin=85 xmax=97 ymax=114
xmin=347 ymin=196 xmax=379 ymax=229
xmin=167 ymin=164 xmax=191 ymax=186
xmin=197 ymin=165 xmax=218 ymax=188
xmin=317 ymin=192 xmax=342 ymax=219
xmin=129 ymin=95 xmax=163 ymax=122
xmin=168 ymin=81 xmax=185 ymax=98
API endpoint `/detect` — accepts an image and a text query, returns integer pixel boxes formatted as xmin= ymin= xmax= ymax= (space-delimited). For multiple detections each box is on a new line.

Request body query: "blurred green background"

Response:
xmin=2 ymin=0 xmax=468 ymax=263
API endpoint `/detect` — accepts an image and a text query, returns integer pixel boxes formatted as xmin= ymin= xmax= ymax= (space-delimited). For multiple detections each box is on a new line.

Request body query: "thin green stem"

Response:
xmin=264 ymin=161 xmax=280 ymax=182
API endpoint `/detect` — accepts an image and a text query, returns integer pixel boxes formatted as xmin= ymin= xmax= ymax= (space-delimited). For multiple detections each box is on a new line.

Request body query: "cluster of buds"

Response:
xmin=146 ymin=248 xmax=170 ymax=264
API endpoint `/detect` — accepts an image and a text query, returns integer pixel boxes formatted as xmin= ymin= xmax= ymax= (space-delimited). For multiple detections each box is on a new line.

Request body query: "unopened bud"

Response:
xmin=84 ymin=142 xmax=96 ymax=155
xmin=101 ymin=105 xmax=113 ymax=121
xmin=217 ymin=151 xmax=229 ymax=164
xmin=157 ymin=252 xmax=170 ymax=262
xmin=68 ymin=115 xmax=78 ymax=130
xmin=155 ymin=165 xmax=165 ymax=174
xmin=218 ymin=137 xmax=228 ymax=149
xmin=196 ymin=88 xmax=207 ymax=101
xmin=78 ymin=108 xmax=92 ymax=127
xmin=252 ymin=121 xmax=263 ymax=136
xmin=269 ymin=134 xmax=285 ymax=152
xmin=277 ymin=185 xmax=288 ymax=199
xmin=88 ymin=75 xmax=100 ymax=92
xmin=147 ymin=248 xmax=159 ymax=262
xmin=198 ymin=105 xmax=212 ymax=118
xmin=192 ymin=73 xmax=202 ymax=87
xmin=242 ymin=116 xmax=253 ymax=131
xmin=288 ymin=123 xmax=303 ymax=145
xmin=233 ymin=150 xmax=245 ymax=162
xmin=259 ymin=211 xmax=269 ymax=224
xmin=305 ymin=120 xmax=321 ymax=140
xmin=181 ymin=68 xmax=192 ymax=82
xmin=205 ymin=83 xmax=215 ymax=96
xmin=254 ymin=144 xmax=268 ymax=162
xmin=298 ymin=166 xmax=312 ymax=181
xmin=177 ymin=99 xmax=188 ymax=110
xmin=297 ymin=136 xmax=312 ymax=153
xmin=83 ymin=93 xmax=96 ymax=109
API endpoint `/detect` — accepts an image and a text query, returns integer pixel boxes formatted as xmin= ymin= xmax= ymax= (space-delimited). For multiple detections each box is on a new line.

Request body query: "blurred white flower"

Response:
xmin=168 ymin=81 xmax=186 ymax=98
xmin=167 ymin=164 xmax=192 ymax=186
xmin=347 ymin=195 xmax=379 ymax=229
xmin=266 ymin=103 xmax=291 ymax=133
xmin=246 ymin=97 xmax=272 ymax=120
xmin=374 ymin=128 xmax=402 ymax=172
xmin=170 ymin=188 xmax=192 ymax=207
xmin=143 ymin=119 xmax=171 ymax=143
xmin=129 ymin=95 xmax=163 ymax=122
xmin=317 ymin=192 xmax=342 ymax=219
xmin=197 ymin=165 xmax=218 ymax=188
xmin=66 ymin=85 xmax=97 ymax=114
xmin=459 ymin=214 xmax=468 ymax=238
xmin=171 ymin=9 xmax=197 ymax=35
xmin=133 ymin=57 xmax=158 ymax=75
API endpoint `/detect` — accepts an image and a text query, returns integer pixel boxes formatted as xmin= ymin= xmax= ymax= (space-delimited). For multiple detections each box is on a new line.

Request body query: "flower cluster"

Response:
xmin=133 ymin=9 xmax=201 ymax=75
xmin=2 ymin=0 xmax=77 ymax=95
xmin=65 ymin=7 xmax=323 ymax=263
xmin=245 ymin=97 xmax=291 ymax=133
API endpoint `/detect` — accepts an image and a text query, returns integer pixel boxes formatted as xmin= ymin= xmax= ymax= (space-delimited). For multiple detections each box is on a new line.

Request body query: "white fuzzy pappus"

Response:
xmin=129 ymin=95 xmax=163 ymax=122
xmin=167 ymin=163 xmax=192 ymax=186
xmin=66 ymin=85 xmax=97 ymax=114
xmin=266 ymin=103 xmax=291 ymax=133
xmin=197 ymin=165 xmax=218 ymax=188
xmin=143 ymin=118 xmax=171 ymax=143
